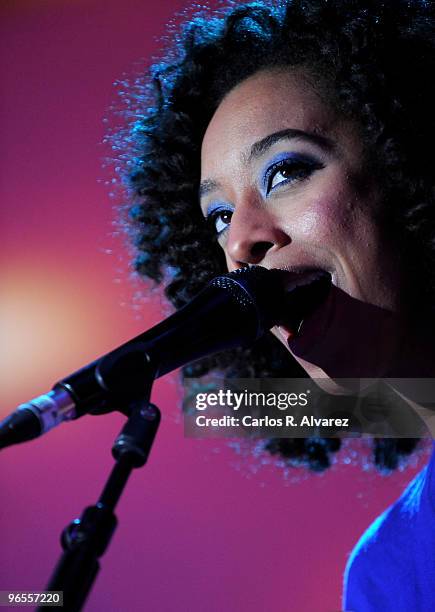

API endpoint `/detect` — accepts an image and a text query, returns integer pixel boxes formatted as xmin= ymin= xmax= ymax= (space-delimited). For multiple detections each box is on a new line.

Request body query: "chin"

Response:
xmin=289 ymin=355 xmax=368 ymax=396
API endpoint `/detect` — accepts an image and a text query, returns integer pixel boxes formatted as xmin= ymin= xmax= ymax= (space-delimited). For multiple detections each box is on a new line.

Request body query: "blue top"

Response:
xmin=343 ymin=444 xmax=435 ymax=611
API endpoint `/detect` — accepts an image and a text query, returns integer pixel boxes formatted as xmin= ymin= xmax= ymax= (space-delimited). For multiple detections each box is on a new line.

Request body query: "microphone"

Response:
xmin=0 ymin=266 xmax=330 ymax=449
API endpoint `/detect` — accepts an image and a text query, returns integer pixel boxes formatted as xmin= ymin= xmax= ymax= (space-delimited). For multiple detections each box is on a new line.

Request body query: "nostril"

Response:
xmin=251 ymin=241 xmax=274 ymax=259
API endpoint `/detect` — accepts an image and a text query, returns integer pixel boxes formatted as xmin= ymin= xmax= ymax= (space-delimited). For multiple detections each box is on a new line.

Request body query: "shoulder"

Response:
xmin=343 ymin=466 xmax=428 ymax=611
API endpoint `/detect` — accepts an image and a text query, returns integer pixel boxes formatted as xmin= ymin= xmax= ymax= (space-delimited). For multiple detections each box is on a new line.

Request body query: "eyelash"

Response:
xmin=205 ymin=156 xmax=324 ymax=236
xmin=263 ymin=157 xmax=323 ymax=195
xmin=206 ymin=206 xmax=233 ymax=237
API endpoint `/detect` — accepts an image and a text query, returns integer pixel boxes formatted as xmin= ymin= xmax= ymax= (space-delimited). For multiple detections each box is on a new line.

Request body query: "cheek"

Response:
xmin=296 ymin=170 xmax=381 ymax=250
xmin=304 ymin=195 xmax=400 ymax=304
xmin=288 ymin=195 xmax=353 ymax=247
xmin=296 ymin=165 xmax=378 ymax=239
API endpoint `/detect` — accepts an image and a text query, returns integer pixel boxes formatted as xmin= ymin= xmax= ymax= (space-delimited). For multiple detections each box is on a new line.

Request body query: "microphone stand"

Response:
xmin=38 ymin=398 xmax=160 ymax=612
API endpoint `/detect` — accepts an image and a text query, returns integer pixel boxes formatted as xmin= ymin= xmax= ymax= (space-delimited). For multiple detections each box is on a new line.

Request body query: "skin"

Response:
xmin=200 ymin=68 xmax=435 ymax=397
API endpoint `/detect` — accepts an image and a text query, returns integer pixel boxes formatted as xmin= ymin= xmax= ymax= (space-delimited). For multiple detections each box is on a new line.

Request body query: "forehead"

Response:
xmin=201 ymin=69 xmax=341 ymax=174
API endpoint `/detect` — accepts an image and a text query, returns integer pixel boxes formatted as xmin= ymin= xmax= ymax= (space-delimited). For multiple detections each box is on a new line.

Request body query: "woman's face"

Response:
xmin=200 ymin=69 xmax=405 ymax=383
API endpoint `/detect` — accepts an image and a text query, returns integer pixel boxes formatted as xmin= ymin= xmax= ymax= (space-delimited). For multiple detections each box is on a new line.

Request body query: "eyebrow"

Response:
xmin=199 ymin=178 xmax=219 ymax=198
xmin=248 ymin=128 xmax=334 ymax=161
xmin=199 ymin=128 xmax=334 ymax=199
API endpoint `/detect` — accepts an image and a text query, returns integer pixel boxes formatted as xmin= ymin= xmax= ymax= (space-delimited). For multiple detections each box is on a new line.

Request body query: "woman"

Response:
xmin=115 ymin=0 xmax=435 ymax=608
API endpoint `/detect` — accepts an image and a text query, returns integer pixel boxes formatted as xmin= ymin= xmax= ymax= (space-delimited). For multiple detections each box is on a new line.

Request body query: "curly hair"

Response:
xmin=114 ymin=0 xmax=435 ymax=471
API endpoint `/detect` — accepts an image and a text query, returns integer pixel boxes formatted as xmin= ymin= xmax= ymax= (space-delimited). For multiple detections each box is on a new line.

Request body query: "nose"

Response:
xmin=226 ymin=202 xmax=290 ymax=267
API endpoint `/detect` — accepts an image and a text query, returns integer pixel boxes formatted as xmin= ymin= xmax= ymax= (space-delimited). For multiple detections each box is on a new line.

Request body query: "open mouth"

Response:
xmin=272 ymin=268 xmax=332 ymax=338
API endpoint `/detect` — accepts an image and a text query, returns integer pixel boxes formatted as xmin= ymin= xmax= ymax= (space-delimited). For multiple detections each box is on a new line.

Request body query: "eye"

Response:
xmin=206 ymin=205 xmax=233 ymax=236
xmin=264 ymin=156 xmax=324 ymax=195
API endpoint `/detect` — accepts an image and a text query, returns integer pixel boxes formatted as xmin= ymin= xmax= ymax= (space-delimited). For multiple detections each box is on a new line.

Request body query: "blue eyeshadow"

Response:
xmin=260 ymin=151 xmax=318 ymax=192
xmin=206 ymin=201 xmax=234 ymax=217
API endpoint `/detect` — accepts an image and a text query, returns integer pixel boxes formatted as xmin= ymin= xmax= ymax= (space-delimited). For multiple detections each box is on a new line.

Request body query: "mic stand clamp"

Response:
xmin=39 ymin=400 xmax=161 ymax=612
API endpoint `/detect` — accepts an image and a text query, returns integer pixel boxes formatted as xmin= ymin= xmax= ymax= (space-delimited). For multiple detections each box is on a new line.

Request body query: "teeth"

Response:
xmin=282 ymin=269 xmax=331 ymax=292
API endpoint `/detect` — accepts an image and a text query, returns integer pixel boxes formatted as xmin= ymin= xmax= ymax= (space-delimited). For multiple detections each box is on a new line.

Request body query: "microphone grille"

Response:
xmin=208 ymin=275 xmax=253 ymax=310
xmin=209 ymin=266 xmax=284 ymax=336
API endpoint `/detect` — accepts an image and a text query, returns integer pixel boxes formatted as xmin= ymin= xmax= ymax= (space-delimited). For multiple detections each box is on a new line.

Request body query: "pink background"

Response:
xmin=0 ymin=1 xmax=429 ymax=610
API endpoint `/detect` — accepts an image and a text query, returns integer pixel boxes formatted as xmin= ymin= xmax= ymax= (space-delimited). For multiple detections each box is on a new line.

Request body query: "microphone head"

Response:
xmin=208 ymin=266 xmax=285 ymax=338
xmin=208 ymin=265 xmax=331 ymax=340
